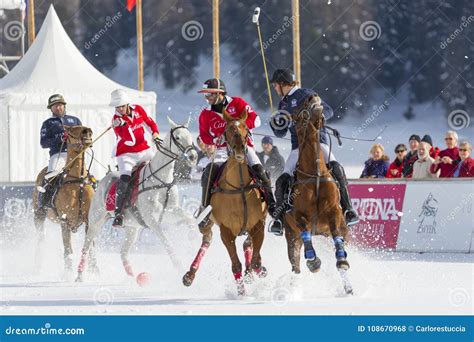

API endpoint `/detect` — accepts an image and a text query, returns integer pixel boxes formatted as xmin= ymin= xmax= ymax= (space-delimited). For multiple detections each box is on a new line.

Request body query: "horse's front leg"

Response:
xmin=296 ymin=213 xmax=321 ymax=273
xmin=61 ymin=223 xmax=73 ymax=274
xmin=121 ymin=225 xmax=139 ymax=277
xmin=284 ymin=219 xmax=302 ymax=274
xmin=220 ymin=226 xmax=245 ymax=296
xmin=183 ymin=220 xmax=213 ymax=287
xmin=246 ymin=220 xmax=267 ymax=281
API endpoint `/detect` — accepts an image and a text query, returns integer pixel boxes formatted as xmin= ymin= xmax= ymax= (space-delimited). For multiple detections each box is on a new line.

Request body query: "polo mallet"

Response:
xmin=253 ymin=7 xmax=273 ymax=113
xmin=45 ymin=126 xmax=113 ymax=180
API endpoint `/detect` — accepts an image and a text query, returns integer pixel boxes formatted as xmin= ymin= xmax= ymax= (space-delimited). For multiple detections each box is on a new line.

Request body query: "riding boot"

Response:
xmin=328 ymin=161 xmax=359 ymax=227
xmin=268 ymin=173 xmax=291 ymax=236
xmin=196 ymin=163 xmax=220 ymax=230
xmin=37 ymin=178 xmax=50 ymax=211
xmin=112 ymin=175 xmax=131 ymax=227
xmin=251 ymin=164 xmax=276 ymax=214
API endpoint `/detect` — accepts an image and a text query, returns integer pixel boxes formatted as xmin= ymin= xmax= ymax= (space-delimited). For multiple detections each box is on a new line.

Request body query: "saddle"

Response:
xmin=105 ymin=163 xmax=147 ymax=211
xmin=210 ymin=161 xmax=264 ymax=200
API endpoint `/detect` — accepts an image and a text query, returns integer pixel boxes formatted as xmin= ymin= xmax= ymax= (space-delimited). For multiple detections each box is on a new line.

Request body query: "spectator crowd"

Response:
xmin=360 ymin=131 xmax=473 ymax=179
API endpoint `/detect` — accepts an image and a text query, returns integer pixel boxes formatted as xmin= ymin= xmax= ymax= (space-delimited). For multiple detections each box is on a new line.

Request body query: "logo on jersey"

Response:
xmin=291 ymin=99 xmax=298 ymax=107
xmin=227 ymin=106 xmax=236 ymax=115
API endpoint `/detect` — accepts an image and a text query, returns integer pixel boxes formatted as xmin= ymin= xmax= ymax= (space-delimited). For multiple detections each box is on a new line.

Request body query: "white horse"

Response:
xmin=75 ymin=117 xmax=197 ymax=281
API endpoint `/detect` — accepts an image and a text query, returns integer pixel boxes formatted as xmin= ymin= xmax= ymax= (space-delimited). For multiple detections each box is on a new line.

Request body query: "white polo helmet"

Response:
xmin=109 ymin=89 xmax=131 ymax=107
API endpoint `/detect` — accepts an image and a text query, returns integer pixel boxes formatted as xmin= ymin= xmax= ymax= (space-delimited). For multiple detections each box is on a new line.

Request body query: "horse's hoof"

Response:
xmin=254 ymin=266 xmax=267 ymax=278
xmin=291 ymin=266 xmax=301 ymax=274
xmin=182 ymin=271 xmax=195 ymax=287
xmin=75 ymin=274 xmax=83 ymax=283
xmin=336 ymin=259 xmax=350 ymax=270
xmin=306 ymin=257 xmax=322 ymax=273
xmin=243 ymin=269 xmax=254 ymax=284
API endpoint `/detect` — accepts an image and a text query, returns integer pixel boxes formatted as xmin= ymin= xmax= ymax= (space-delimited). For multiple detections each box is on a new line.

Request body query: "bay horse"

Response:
xmin=75 ymin=117 xmax=197 ymax=282
xmin=282 ymin=96 xmax=353 ymax=294
xmin=33 ymin=125 xmax=96 ymax=274
xmin=183 ymin=109 xmax=268 ymax=296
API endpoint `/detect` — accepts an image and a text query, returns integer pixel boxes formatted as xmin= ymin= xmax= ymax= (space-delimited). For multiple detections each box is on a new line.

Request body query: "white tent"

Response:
xmin=0 ymin=5 xmax=156 ymax=182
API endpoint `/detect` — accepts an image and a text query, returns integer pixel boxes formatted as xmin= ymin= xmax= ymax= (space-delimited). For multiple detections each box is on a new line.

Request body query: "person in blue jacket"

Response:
xmin=38 ymin=94 xmax=82 ymax=210
xmin=268 ymin=69 xmax=359 ymax=235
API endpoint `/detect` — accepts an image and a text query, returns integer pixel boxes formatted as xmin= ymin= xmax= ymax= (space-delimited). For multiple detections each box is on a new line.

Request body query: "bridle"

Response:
xmin=224 ymin=120 xmax=250 ymax=158
xmin=157 ymin=125 xmax=195 ymax=163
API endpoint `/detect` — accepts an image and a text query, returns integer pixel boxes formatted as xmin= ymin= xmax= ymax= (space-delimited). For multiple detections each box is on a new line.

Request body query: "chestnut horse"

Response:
xmin=282 ymin=96 xmax=353 ymax=294
xmin=33 ymin=125 xmax=97 ymax=275
xmin=183 ymin=110 xmax=267 ymax=296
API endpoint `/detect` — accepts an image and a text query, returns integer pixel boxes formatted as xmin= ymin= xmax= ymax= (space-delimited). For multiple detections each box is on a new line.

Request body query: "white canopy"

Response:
xmin=0 ymin=5 xmax=157 ymax=182
xmin=0 ymin=0 xmax=24 ymax=10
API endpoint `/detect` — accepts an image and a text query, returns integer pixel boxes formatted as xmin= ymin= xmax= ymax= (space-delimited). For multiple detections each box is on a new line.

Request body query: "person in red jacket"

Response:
xmin=430 ymin=130 xmax=460 ymax=178
xmin=453 ymin=141 xmax=474 ymax=177
xmin=195 ymin=78 xmax=275 ymax=229
xmin=386 ymin=144 xmax=407 ymax=178
xmin=110 ymin=89 xmax=162 ymax=227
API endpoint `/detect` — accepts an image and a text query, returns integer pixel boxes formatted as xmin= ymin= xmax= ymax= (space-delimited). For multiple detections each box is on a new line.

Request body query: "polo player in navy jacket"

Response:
xmin=268 ymin=69 xmax=359 ymax=235
xmin=38 ymin=94 xmax=82 ymax=210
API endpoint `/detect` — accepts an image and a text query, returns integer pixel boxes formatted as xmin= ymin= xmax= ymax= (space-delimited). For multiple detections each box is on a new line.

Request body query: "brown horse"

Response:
xmin=282 ymin=95 xmax=353 ymax=294
xmin=183 ymin=110 xmax=268 ymax=296
xmin=33 ymin=125 xmax=97 ymax=274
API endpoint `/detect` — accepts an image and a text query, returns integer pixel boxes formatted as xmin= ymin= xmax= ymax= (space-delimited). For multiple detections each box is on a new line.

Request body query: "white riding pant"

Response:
xmin=214 ymin=146 xmax=261 ymax=166
xmin=47 ymin=152 xmax=68 ymax=173
xmin=117 ymin=148 xmax=155 ymax=176
xmin=283 ymin=144 xmax=336 ymax=175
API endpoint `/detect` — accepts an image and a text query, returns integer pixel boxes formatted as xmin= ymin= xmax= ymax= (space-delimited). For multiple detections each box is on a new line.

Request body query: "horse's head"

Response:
xmin=166 ymin=116 xmax=198 ymax=166
xmin=64 ymin=125 xmax=93 ymax=151
xmin=293 ymin=95 xmax=324 ymax=130
xmin=223 ymin=109 xmax=249 ymax=163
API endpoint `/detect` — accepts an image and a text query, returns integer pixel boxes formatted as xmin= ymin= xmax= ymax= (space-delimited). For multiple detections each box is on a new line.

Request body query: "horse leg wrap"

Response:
xmin=77 ymin=251 xmax=87 ymax=273
xmin=191 ymin=242 xmax=210 ymax=271
xmin=301 ymin=231 xmax=316 ymax=260
xmin=244 ymin=246 xmax=253 ymax=269
xmin=333 ymin=236 xmax=347 ymax=259
xmin=123 ymin=260 xmax=134 ymax=277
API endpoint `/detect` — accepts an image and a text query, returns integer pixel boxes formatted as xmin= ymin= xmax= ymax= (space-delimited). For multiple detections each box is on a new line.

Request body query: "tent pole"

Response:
xmin=212 ymin=0 xmax=219 ymax=79
xmin=292 ymin=0 xmax=301 ymax=86
xmin=136 ymin=0 xmax=144 ymax=90
xmin=28 ymin=0 xmax=35 ymax=47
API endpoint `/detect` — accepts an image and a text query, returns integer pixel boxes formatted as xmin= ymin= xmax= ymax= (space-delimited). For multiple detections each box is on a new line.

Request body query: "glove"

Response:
xmin=61 ymin=131 xmax=68 ymax=142
xmin=112 ymin=117 xmax=126 ymax=128
xmin=153 ymin=133 xmax=163 ymax=147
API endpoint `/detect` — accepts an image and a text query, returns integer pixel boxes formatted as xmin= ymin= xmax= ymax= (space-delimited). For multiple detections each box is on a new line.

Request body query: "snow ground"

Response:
xmin=1 ymin=186 xmax=472 ymax=316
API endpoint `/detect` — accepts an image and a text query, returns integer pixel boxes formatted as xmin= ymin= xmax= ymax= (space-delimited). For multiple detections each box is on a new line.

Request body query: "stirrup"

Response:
xmin=195 ymin=205 xmax=212 ymax=225
xmin=112 ymin=214 xmax=124 ymax=227
xmin=344 ymin=210 xmax=359 ymax=227
xmin=268 ymin=219 xmax=284 ymax=236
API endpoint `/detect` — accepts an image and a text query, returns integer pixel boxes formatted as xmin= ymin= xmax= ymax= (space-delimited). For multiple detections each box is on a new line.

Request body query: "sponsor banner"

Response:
xmin=397 ymin=181 xmax=473 ymax=253
xmin=348 ymin=183 xmax=406 ymax=249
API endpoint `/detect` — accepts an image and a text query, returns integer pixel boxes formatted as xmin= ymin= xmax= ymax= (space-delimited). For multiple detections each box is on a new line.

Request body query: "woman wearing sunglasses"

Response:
xmin=430 ymin=130 xmax=461 ymax=177
xmin=453 ymin=141 xmax=474 ymax=177
xmin=386 ymin=144 xmax=407 ymax=178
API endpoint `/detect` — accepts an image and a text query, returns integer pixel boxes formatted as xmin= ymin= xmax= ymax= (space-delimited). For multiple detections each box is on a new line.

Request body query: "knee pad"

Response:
xmin=276 ymin=173 xmax=291 ymax=188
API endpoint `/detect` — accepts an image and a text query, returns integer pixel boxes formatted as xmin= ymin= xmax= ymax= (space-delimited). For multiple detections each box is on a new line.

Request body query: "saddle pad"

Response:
xmin=105 ymin=164 xmax=146 ymax=211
